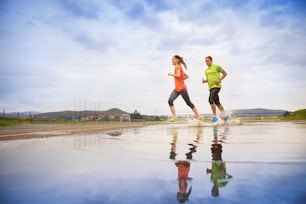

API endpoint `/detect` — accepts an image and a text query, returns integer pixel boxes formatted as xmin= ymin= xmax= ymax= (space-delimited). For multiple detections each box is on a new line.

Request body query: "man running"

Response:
xmin=202 ymin=56 xmax=228 ymax=123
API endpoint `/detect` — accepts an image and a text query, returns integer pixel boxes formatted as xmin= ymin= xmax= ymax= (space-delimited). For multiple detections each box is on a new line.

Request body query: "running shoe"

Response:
xmin=211 ymin=116 xmax=218 ymax=123
xmin=170 ymin=117 xmax=176 ymax=122
xmin=220 ymin=111 xmax=229 ymax=123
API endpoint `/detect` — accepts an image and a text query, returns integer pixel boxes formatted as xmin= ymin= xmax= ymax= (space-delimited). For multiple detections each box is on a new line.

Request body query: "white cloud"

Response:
xmin=0 ymin=0 xmax=305 ymax=114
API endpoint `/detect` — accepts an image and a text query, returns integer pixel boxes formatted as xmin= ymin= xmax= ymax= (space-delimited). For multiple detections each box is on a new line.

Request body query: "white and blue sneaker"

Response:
xmin=220 ymin=111 xmax=230 ymax=123
xmin=211 ymin=116 xmax=218 ymax=123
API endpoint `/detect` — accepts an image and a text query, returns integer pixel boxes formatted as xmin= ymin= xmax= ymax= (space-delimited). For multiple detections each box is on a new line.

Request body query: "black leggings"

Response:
xmin=209 ymin=88 xmax=221 ymax=106
xmin=168 ymin=89 xmax=195 ymax=109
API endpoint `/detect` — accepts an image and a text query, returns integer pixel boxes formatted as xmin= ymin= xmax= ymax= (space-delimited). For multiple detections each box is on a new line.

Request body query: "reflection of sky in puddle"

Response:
xmin=0 ymin=122 xmax=305 ymax=203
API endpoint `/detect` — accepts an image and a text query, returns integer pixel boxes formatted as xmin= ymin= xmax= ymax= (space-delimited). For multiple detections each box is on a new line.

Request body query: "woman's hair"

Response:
xmin=174 ymin=55 xmax=187 ymax=69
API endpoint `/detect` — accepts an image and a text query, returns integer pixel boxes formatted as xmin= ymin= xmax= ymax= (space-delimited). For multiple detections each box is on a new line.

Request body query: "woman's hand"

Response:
xmin=168 ymin=72 xmax=173 ymax=77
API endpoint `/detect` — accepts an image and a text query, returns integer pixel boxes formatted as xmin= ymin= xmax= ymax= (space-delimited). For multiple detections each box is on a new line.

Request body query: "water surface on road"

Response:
xmin=0 ymin=122 xmax=305 ymax=203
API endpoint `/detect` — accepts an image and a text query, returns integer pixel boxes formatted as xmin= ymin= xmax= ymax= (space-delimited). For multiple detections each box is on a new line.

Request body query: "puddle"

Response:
xmin=0 ymin=122 xmax=305 ymax=203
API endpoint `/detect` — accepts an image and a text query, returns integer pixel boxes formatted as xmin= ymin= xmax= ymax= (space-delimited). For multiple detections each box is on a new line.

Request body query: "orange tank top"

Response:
xmin=176 ymin=160 xmax=190 ymax=193
xmin=174 ymin=65 xmax=186 ymax=91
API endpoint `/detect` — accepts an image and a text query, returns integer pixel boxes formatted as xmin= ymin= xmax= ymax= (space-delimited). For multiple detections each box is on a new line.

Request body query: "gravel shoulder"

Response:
xmin=0 ymin=123 xmax=147 ymax=141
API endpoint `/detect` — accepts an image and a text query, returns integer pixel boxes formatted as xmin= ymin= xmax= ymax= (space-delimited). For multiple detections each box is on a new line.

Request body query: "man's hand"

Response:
xmin=202 ymin=79 xmax=207 ymax=83
xmin=215 ymin=79 xmax=221 ymax=85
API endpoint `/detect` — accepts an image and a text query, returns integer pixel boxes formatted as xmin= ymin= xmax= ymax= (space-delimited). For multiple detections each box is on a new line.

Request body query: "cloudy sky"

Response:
xmin=0 ymin=0 xmax=305 ymax=115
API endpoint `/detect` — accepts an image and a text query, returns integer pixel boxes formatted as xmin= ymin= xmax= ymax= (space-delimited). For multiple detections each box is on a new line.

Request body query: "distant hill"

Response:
xmin=231 ymin=108 xmax=289 ymax=116
xmin=104 ymin=108 xmax=130 ymax=115
xmin=33 ymin=108 xmax=129 ymax=120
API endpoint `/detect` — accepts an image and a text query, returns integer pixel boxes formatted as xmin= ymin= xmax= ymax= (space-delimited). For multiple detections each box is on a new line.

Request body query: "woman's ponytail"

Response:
xmin=180 ymin=57 xmax=187 ymax=69
xmin=174 ymin=55 xmax=188 ymax=69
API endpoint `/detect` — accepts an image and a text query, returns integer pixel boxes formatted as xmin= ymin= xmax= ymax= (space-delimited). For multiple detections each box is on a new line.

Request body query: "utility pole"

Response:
xmin=79 ymin=100 xmax=81 ymax=121
xmin=84 ymin=100 xmax=87 ymax=121
xmin=29 ymin=112 xmax=32 ymax=123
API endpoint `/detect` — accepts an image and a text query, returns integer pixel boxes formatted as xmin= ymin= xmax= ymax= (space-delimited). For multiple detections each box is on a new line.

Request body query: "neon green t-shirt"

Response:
xmin=211 ymin=161 xmax=228 ymax=188
xmin=205 ymin=64 xmax=224 ymax=90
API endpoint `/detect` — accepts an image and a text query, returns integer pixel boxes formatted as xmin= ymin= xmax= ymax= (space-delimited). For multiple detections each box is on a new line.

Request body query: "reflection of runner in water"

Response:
xmin=175 ymin=160 xmax=192 ymax=203
xmin=168 ymin=55 xmax=200 ymax=122
xmin=169 ymin=128 xmax=202 ymax=160
xmin=185 ymin=127 xmax=202 ymax=160
xmin=170 ymin=131 xmax=178 ymax=160
xmin=170 ymin=128 xmax=202 ymax=203
xmin=206 ymin=127 xmax=232 ymax=197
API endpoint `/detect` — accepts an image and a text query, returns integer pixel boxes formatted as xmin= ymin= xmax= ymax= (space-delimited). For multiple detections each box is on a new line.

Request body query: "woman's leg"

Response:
xmin=168 ymin=90 xmax=180 ymax=119
xmin=180 ymin=89 xmax=200 ymax=119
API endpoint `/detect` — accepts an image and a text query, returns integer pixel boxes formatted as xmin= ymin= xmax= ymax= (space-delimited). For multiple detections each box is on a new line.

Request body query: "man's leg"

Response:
xmin=217 ymin=104 xmax=225 ymax=112
xmin=209 ymin=89 xmax=219 ymax=122
xmin=214 ymin=91 xmax=228 ymax=121
xmin=210 ymin=103 xmax=217 ymax=116
xmin=213 ymin=89 xmax=226 ymax=112
xmin=209 ymin=89 xmax=218 ymax=116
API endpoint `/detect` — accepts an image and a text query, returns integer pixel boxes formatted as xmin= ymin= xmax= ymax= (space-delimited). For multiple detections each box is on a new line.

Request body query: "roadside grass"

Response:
xmin=0 ymin=118 xmax=31 ymax=126
xmin=282 ymin=109 xmax=306 ymax=120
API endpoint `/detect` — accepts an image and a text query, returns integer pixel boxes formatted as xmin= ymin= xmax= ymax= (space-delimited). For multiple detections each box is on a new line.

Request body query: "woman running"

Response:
xmin=168 ymin=55 xmax=200 ymax=122
xmin=202 ymin=56 xmax=228 ymax=123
